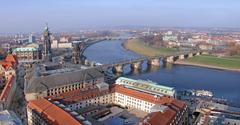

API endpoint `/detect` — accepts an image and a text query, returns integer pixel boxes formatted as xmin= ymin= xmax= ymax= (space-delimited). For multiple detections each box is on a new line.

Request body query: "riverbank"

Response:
xmin=123 ymin=39 xmax=240 ymax=71
xmin=84 ymin=38 xmax=240 ymax=104
xmin=123 ymin=39 xmax=178 ymax=56
xmin=179 ymin=55 xmax=240 ymax=71
xmin=175 ymin=61 xmax=240 ymax=72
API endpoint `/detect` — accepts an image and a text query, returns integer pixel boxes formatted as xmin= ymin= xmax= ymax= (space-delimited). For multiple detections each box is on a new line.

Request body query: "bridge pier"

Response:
xmin=80 ymin=59 xmax=85 ymax=65
xmin=84 ymin=59 xmax=89 ymax=65
xmin=131 ymin=61 xmax=142 ymax=70
xmin=113 ymin=65 xmax=123 ymax=73
xmin=148 ymin=58 xmax=160 ymax=66
xmin=179 ymin=54 xmax=185 ymax=60
xmin=163 ymin=56 xmax=174 ymax=63
xmin=90 ymin=61 xmax=96 ymax=67
xmin=173 ymin=56 xmax=179 ymax=62
xmin=188 ymin=53 xmax=193 ymax=58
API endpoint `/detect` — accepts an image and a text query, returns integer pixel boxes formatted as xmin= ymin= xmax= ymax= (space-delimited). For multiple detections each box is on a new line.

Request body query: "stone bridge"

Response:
xmin=95 ymin=51 xmax=203 ymax=73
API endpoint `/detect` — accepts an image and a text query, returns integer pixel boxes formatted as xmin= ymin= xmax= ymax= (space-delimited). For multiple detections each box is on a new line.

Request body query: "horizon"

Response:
xmin=1 ymin=1 xmax=240 ymax=124
xmin=1 ymin=0 xmax=240 ymax=33
xmin=2 ymin=26 xmax=240 ymax=35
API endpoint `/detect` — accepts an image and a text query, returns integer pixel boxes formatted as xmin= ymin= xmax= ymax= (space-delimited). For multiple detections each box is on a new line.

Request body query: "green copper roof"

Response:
xmin=116 ymin=77 xmax=175 ymax=96
xmin=13 ymin=47 xmax=37 ymax=52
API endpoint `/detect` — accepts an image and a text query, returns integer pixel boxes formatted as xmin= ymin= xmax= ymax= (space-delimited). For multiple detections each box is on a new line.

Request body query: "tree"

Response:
xmin=227 ymin=42 xmax=240 ymax=56
xmin=0 ymin=47 xmax=6 ymax=59
xmin=141 ymin=35 xmax=164 ymax=47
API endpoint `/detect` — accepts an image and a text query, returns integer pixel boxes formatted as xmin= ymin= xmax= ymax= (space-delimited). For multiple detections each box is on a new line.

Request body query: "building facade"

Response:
xmin=0 ymin=54 xmax=18 ymax=110
xmin=51 ymin=39 xmax=72 ymax=49
xmin=27 ymin=77 xmax=187 ymax=125
xmin=0 ymin=76 xmax=17 ymax=110
xmin=28 ymin=34 xmax=36 ymax=43
xmin=27 ymin=98 xmax=81 ymax=125
xmin=12 ymin=47 xmax=41 ymax=61
xmin=0 ymin=54 xmax=17 ymax=80
xmin=25 ymin=68 xmax=104 ymax=101
xmin=116 ymin=77 xmax=176 ymax=97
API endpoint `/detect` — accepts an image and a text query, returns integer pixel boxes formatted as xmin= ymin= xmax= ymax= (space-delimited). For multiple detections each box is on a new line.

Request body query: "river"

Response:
xmin=84 ymin=39 xmax=240 ymax=106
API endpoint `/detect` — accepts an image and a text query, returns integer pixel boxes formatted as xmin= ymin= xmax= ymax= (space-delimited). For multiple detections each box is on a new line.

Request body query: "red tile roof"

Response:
xmin=28 ymin=98 xmax=82 ymax=125
xmin=0 ymin=61 xmax=13 ymax=70
xmin=0 ymin=75 xmax=15 ymax=101
xmin=144 ymin=109 xmax=176 ymax=125
xmin=49 ymin=87 xmax=112 ymax=104
xmin=0 ymin=54 xmax=18 ymax=70
xmin=51 ymin=84 xmax=186 ymax=110
xmin=113 ymin=85 xmax=187 ymax=125
xmin=113 ymin=85 xmax=179 ymax=105
xmin=5 ymin=54 xmax=18 ymax=64
xmin=45 ymin=84 xmax=186 ymax=125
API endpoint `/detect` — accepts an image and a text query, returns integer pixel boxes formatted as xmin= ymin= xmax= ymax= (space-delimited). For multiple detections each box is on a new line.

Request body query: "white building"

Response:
xmin=27 ymin=77 xmax=188 ymax=125
xmin=116 ymin=77 xmax=176 ymax=97
xmin=51 ymin=40 xmax=72 ymax=49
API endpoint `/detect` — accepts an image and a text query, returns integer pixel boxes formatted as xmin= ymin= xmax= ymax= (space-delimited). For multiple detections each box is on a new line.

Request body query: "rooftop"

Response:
xmin=0 ymin=76 xmax=15 ymax=101
xmin=13 ymin=47 xmax=37 ymax=52
xmin=50 ymin=85 xmax=111 ymax=105
xmin=25 ymin=68 xmax=104 ymax=93
xmin=28 ymin=83 xmax=186 ymax=125
xmin=51 ymin=84 xmax=185 ymax=110
xmin=0 ymin=61 xmax=13 ymax=70
xmin=116 ymin=77 xmax=175 ymax=97
xmin=28 ymin=98 xmax=81 ymax=125
xmin=5 ymin=54 xmax=18 ymax=64
xmin=113 ymin=85 xmax=185 ymax=108
xmin=143 ymin=108 xmax=176 ymax=125
xmin=0 ymin=54 xmax=18 ymax=70
xmin=25 ymin=43 xmax=39 ymax=48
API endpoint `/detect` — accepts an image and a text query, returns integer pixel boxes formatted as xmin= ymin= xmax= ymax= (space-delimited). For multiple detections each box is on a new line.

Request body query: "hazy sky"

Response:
xmin=1 ymin=0 xmax=240 ymax=33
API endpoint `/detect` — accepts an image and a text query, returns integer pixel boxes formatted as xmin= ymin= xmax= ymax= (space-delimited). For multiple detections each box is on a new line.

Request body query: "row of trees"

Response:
xmin=141 ymin=35 xmax=169 ymax=48
xmin=227 ymin=42 xmax=240 ymax=56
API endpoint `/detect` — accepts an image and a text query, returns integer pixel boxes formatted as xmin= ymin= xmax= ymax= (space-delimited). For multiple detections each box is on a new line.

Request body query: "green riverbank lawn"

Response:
xmin=124 ymin=39 xmax=178 ymax=57
xmin=183 ymin=55 xmax=240 ymax=69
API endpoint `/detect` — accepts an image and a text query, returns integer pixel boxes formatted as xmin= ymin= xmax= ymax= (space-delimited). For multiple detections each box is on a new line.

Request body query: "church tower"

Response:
xmin=42 ymin=24 xmax=52 ymax=62
xmin=71 ymin=41 xmax=81 ymax=64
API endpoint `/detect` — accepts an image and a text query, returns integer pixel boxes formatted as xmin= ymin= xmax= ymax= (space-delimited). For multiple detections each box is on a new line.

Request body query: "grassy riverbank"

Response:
xmin=180 ymin=55 xmax=240 ymax=69
xmin=124 ymin=39 xmax=240 ymax=70
xmin=123 ymin=39 xmax=178 ymax=57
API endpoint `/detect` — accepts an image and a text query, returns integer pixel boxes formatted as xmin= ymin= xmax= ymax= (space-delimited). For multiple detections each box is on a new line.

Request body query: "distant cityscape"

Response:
xmin=0 ymin=25 xmax=239 ymax=125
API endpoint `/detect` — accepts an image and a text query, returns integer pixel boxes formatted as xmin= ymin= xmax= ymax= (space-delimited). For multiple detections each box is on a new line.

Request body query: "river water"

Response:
xmin=84 ymin=40 xmax=240 ymax=106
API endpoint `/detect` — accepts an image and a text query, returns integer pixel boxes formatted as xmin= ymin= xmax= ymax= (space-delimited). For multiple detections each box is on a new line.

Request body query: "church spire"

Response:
xmin=45 ymin=23 xmax=49 ymax=31
xmin=42 ymin=24 xmax=52 ymax=62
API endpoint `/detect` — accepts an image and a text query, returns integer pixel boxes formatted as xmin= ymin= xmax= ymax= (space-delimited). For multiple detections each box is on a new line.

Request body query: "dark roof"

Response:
xmin=25 ymin=68 xmax=104 ymax=93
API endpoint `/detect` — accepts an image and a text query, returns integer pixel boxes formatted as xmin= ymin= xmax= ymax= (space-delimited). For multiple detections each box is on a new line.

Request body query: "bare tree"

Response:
xmin=227 ymin=42 xmax=240 ymax=56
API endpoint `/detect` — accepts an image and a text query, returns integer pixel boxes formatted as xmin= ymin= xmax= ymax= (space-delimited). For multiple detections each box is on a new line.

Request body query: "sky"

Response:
xmin=0 ymin=0 xmax=240 ymax=33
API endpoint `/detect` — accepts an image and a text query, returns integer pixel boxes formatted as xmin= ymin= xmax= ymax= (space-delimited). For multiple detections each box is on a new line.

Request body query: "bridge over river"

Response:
xmin=93 ymin=51 xmax=205 ymax=73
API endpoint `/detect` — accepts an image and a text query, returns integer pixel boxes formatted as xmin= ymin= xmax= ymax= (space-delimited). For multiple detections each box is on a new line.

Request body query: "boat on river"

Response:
xmin=193 ymin=90 xmax=213 ymax=97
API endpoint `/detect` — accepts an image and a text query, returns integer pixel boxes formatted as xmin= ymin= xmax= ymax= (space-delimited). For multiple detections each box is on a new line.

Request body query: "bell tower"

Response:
xmin=42 ymin=24 xmax=52 ymax=62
